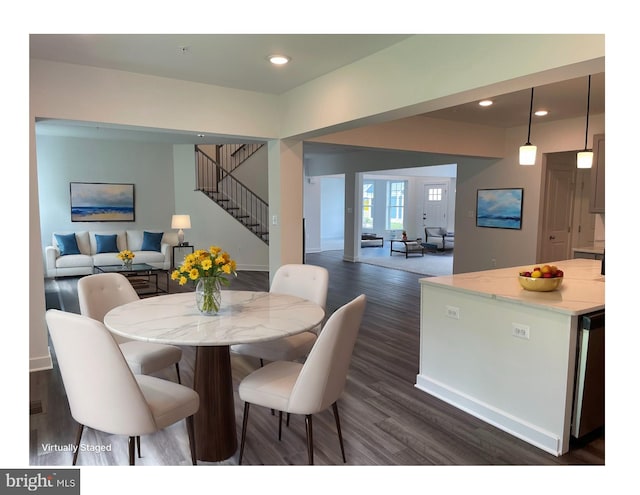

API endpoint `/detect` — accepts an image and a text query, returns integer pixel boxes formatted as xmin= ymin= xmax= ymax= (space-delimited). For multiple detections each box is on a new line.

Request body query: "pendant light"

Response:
xmin=519 ymin=88 xmax=537 ymax=165
xmin=577 ymin=75 xmax=593 ymax=169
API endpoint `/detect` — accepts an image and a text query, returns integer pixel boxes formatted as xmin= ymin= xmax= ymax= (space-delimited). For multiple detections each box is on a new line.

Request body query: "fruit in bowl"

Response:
xmin=518 ymin=265 xmax=563 ymax=291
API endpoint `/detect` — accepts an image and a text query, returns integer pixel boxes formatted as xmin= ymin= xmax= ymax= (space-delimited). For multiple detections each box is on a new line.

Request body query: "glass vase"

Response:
xmin=196 ymin=278 xmax=222 ymax=315
xmin=122 ymin=259 xmax=133 ymax=269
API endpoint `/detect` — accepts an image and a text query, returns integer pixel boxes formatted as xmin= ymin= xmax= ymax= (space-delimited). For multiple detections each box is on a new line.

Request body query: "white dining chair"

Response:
xmin=45 ymin=309 xmax=199 ymax=465
xmin=237 ymin=294 xmax=366 ymax=465
xmin=231 ymin=264 xmax=329 ymax=365
xmin=77 ymin=273 xmax=183 ymax=383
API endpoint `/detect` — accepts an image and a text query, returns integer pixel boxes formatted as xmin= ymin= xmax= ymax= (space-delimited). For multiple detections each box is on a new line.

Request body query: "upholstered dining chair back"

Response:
xmin=78 ymin=273 xmax=139 ymax=344
xmin=77 ymin=272 xmax=183 ymax=382
xmin=46 ymin=309 xmax=158 ymax=436
xmin=270 ymin=263 xmax=329 ymax=309
xmin=46 ymin=309 xmax=198 ymax=465
xmin=230 ymin=264 xmax=329 ymax=364
xmin=287 ymin=294 xmax=366 ymax=414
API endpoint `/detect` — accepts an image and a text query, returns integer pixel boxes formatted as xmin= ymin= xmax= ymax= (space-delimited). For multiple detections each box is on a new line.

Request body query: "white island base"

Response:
xmin=415 ymin=259 xmax=604 ymax=456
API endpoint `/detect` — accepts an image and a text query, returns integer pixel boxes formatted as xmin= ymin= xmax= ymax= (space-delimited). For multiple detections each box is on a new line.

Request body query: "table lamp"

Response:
xmin=171 ymin=214 xmax=191 ymax=246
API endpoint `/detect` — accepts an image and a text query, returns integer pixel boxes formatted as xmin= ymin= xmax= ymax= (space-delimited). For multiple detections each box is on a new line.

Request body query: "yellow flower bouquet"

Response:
xmin=117 ymin=249 xmax=135 ymax=267
xmin=171 ymin=246 xmax=237 ymax=314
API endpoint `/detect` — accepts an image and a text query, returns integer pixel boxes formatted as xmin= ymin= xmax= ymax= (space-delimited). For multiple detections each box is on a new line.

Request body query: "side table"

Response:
xmin=173 ymin=244 xmax=194 ymax=269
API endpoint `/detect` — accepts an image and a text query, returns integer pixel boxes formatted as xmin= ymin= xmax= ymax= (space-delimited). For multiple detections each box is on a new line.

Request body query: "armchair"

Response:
xmin=425 ymin=227 xmax=454 ymax=251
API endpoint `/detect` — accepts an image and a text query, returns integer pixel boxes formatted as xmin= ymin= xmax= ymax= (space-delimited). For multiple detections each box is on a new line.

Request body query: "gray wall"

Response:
xmin=321 ymin=177 xmax=345 ymax=242
xmin=36 ymin=135 xmax=177 ymax=251
xmin=36 ymin=136 xmax=270 ymax=272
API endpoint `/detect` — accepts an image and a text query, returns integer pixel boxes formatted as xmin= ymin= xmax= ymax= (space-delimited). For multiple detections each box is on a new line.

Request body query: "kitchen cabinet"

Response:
xmin=589 ymin=134 xmax=605 ymax=213
xmin=416 ymin=259 xmax=604 ymax=456
xmin=573 ymin=251 xmax=604 ymax=261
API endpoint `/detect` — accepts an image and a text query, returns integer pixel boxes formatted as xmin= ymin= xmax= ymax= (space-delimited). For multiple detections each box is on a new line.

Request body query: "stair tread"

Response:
xmin=196 ymin=145 xmax=268 ymax=245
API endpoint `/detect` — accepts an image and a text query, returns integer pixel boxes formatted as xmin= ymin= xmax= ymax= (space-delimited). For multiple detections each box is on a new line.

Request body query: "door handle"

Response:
xmin=549 ymin=235 xmax=556 ymax=240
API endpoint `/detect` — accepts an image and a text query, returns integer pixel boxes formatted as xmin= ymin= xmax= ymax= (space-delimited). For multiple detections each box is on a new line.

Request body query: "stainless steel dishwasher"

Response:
xmin=571 ymin=311 xmax=605 ymax=438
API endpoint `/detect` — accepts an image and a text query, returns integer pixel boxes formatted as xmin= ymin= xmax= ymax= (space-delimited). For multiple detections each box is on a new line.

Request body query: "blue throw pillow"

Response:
xmin=54 ymin=233 xmax=81 ymax=256
xmin=95 ymin=234 xmax=118 ymax=254
xmin=141 ymin=231 xmax=163 ymax=252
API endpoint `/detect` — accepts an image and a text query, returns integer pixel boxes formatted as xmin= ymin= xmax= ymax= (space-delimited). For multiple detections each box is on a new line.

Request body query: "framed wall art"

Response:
xmin=476 ymin=188 xmax=523 ymax=230
xmin=70 ymin=182 xmax=135 ymax=222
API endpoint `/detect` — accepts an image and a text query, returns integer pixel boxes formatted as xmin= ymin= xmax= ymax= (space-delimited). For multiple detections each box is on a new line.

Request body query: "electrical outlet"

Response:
xmin=446 ymin=305 xmax=460 ymax=319
xmin=491 ymin=258 xmax=497 ymax=267
xmin=272 ymin=215 xmax=278 ymax=225
xmin=512 ymin=323 xmax=530 ymax=340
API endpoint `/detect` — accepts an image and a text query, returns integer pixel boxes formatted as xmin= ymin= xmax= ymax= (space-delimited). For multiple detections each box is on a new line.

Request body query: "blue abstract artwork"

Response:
xmin=70 ymin=182 xmax=135 ymax=222
xmin=476 ymin=188 xmax=523 ymax=229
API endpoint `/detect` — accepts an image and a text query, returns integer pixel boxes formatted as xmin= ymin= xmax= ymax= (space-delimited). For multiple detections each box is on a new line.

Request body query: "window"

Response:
xmin=386 ymin=181 xmax=406 ymax=230
xmin=362 ymin=182 xmax=374 ymax=229
xmin=428 ymin=187 xmax=442 ymax=201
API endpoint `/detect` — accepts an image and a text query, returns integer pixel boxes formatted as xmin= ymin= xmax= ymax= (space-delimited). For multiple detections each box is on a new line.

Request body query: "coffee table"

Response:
xmin=95 ymin=263 xmax=169 ymax=295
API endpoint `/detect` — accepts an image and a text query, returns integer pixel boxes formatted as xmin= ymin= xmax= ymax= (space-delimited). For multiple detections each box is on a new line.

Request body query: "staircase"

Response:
xmin=195 ymin=145 xmax=269 ymax=245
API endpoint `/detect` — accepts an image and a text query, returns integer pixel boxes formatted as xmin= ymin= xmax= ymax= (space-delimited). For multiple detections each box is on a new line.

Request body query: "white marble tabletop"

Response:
xmin=104 ymin=291 xmax=325 ymax=346
xmin=419 ymin=258 xmax=604 ymax=315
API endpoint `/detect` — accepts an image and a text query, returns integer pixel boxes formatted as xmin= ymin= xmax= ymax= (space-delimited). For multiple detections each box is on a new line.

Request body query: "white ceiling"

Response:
xmin=31 ymin=34 xmax=604 ymax=145
xmin=30 ymin=34 xmax=412 ymax=95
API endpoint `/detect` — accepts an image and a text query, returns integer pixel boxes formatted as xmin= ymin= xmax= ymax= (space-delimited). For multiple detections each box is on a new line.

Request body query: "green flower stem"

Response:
xmin=198 ymin=278 xmax=221 ymax=314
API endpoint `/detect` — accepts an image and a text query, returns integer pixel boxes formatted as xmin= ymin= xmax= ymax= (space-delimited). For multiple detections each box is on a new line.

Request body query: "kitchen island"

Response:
xmin=416 ymin=259 xmax=604 ymax=456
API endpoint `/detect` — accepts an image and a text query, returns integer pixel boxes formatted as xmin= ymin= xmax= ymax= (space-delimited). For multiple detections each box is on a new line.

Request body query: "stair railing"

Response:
xmin=195 ymin=146 xmax=269 ymax=244
xmin=216 ymin=143 xmax=264 ymax=176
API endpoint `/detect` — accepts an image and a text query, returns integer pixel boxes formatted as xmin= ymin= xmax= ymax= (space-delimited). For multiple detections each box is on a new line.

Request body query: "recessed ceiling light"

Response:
xmin=268 ymin=55 xmax=290 ymax=65
xmin=479 ymin=100 xmax=493 ymax=107
xmin=534 ymin=110 xmax=548 ymax=117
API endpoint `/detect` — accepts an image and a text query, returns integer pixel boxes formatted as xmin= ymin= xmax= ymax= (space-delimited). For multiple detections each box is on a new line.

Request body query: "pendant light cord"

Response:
xmin=526 ymin=87 xmax=534 ymax=145
xmin=583 ymin=75 xmax=591 ymax=151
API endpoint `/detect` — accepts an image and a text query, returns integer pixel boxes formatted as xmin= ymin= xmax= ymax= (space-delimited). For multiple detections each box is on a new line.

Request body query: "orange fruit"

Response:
xmin=541 ymin=265 xmax=551 ymax=274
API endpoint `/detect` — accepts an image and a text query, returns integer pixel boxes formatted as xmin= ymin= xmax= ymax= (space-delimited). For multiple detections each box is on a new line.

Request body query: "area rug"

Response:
xmin=44 ymin=274 xmax=194 ymax=314
xmin=357 ymin=247 xmax=454 ymax=277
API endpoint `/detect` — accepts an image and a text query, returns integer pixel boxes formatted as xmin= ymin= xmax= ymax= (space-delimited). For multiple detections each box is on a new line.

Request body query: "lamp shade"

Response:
xmin=577 ymin=151 xmax=594 ymax=169
xmin=519 ymin=145 xmax=537 ymax=166
xmin=171 ymin=215 xmax=191 ymax=229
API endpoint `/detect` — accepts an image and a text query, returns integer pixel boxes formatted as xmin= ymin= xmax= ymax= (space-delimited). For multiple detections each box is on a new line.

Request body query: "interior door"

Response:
xmin=421 ymin=183 xmax=448 ymax=235
xmin=571 ymin=169 xmax=596 ymax=249
xmin=540 ymin=155 xmax=575 ymax=262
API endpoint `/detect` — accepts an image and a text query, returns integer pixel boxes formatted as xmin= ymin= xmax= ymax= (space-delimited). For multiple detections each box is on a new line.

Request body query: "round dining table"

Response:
xmin=103 ymin=290 xmax=325 ymax=462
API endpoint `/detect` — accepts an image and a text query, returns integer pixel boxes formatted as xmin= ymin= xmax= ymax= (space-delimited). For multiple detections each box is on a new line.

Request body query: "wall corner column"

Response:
xmin=30 ymin=116 xmax=52 ymax=372
xmin=343 ymin=171 xmax=361 ymax=263
xmin=268 ymin=139 xmax=304 ymax=279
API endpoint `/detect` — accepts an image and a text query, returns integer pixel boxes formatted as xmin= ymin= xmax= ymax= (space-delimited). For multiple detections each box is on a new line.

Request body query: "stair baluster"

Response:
xmin=195 ymin=146 xmax=269 ymax=245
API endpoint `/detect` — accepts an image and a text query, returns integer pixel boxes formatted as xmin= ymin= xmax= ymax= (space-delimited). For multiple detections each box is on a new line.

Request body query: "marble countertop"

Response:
xmin=419 ymin=258 xmax=604 ymax=315
xmin=572 ymin=241 xmax=605 ymax=255
xmin=104 ymin=291 xmax=325 ymax=346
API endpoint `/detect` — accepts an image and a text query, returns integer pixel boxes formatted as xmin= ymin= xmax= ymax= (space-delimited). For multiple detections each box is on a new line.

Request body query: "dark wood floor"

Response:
xmin=31 ymin=251 xmax=604 ymax=468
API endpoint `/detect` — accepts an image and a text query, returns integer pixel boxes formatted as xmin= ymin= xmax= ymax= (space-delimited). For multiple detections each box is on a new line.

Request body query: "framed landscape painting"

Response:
xmin=476 ymin=188 xmax=523 ymax=230
xmin=70 ymin=182 xmax=135 ymax=222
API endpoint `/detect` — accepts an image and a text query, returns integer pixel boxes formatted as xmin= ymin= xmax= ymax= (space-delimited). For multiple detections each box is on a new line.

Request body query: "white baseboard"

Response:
xmin=235 ymin=264 xmax=268 ymax=271
xmin=415 ymin=374 xmax=562 ymax=456
xmin=30 ymin=351 xmax=53 ymax=372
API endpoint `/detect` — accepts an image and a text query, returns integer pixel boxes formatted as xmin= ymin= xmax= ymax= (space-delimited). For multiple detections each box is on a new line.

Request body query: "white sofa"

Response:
xmin=45 ymin=230 xmax=176 ymax=278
